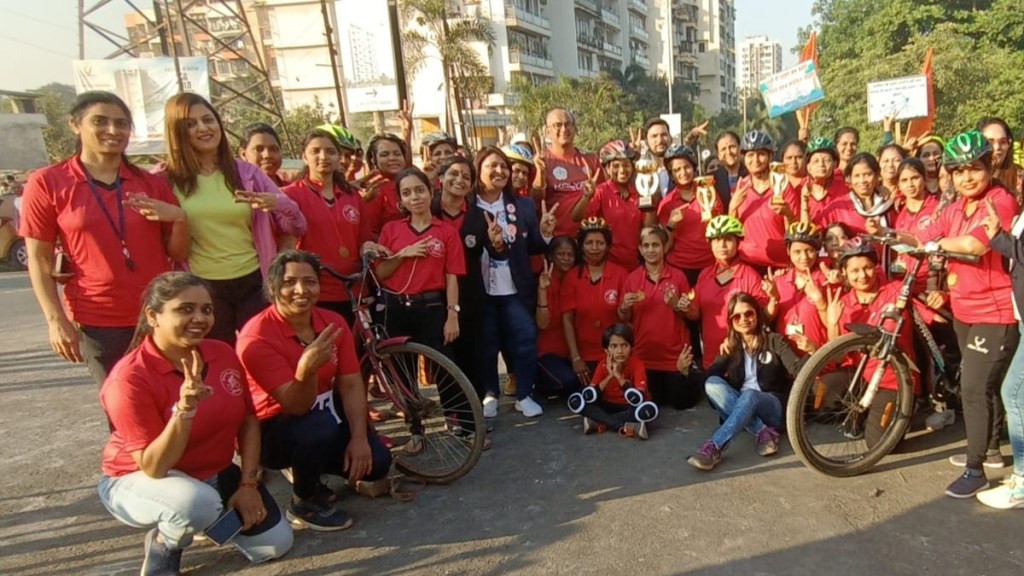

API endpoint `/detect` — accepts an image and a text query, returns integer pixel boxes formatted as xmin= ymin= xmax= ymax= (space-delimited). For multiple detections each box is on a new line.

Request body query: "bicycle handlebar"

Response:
xmin=859 ymin=234 xmax=981 ymax=264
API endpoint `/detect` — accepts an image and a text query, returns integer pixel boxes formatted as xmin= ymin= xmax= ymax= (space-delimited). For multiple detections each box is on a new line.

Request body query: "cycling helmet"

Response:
xmin=663 ymin=143 xmax=698 ymax=169
xmin=599 ymin=139 xmax=637 ymax=166
xmin=577 ymin=216 xmax=612 ymax=245
xmin=836 ymin=237 xmax=878 ymax=267
xmin=422 ymin=131 xmax=457 ymax=151
xmin=705 ymin=215 xmax=745 ymax=239
xmin=806 ymin=137 xmax=839 ymax=163
xmin=740 ymin=130 xmax=774 ymax=153
xmin=316 ymin=123 xmax=360 ymax=151
xmin=943 ymin=129 xmax=992 ymax=169
xmin=785 ymin=221 xmax=822 ymax=247
xmin=502 ymin=144 xmax=534 ymax=166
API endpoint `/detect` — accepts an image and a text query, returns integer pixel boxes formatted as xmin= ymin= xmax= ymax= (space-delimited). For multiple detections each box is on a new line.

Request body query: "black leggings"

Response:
xmin=818 ymin=370 xmax=901 ymax=449
xmin=647 ymin=369 xmax=703 ymax=410
xmin=205 ymin=269 xmax=267 ymax=346
xmin=582 ymin=400 xmax=638 ymax=430
xmin=954 ymin=321 xmax=1018 ymax=469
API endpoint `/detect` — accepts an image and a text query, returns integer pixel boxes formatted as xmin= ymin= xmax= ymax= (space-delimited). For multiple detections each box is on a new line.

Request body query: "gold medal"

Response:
xmin=339 ymin=246 xmax=350 ymax=259
xmin=947 ymin=273 xmax=958 ymax=287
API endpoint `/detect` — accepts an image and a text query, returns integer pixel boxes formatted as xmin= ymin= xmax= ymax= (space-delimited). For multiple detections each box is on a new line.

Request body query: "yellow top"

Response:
xmin=174 ymin=173 xmax=259 ymax=280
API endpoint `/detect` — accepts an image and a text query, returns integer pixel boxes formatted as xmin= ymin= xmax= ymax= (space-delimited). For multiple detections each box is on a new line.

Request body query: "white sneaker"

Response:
xmin=280 ymin=468 xmax=294 ymax=484
xmin=976 ymin=475 xmax=1024 ymax=510
xmin=514 ymin=396 xmax=544 ymax=418
xmin=482 ymin=394 xmax=498 ymax=418
xmin=926 ymin=409 xmax=956 ymax=431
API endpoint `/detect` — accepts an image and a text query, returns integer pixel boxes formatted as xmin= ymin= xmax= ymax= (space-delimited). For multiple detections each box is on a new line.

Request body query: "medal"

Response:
xmin=947 ymin=273 xmax=958 ymax=287
xmin=339 ymin=246 xmax=350 ymax=259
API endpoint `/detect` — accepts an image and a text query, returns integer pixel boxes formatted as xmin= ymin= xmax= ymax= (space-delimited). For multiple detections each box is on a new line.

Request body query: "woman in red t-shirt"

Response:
xmin=562 ymin=217 xmax=628 ymax=383
xmin=823 ymin=153 xmax=894 ymax=236
xmin=21 ymin=91 xmax=190 ymax=391
xmin=282 ymin=129 xmax=372 ymax=325
xmin=238 ymin=123 xmax=286 ymax=187
xmin=800 ymin=137 xmax=850 ymax=226
xmin=657 ymin=144 xmax=722 ymax=284
xmin=879 ymin=143 xmax=909 ymax=198
xmin=730 ymin=131 xmax=798 ymax=271
xmin=763 ymin=222 xmax=829 ymax=353
xmin=885 ymin=158 xmax=942 ymax=291
xmin=536 ymin=236 xmax=580 ymax=394
xmin=361 ymin=133 xmax=411 ymax=237
xmin=98 ymin=272 xmax=291 ymax=571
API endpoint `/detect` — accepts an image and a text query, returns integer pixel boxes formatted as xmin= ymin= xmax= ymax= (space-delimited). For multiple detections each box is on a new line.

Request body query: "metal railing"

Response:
xmin=505 ymin=2 xmax=551 ymax=30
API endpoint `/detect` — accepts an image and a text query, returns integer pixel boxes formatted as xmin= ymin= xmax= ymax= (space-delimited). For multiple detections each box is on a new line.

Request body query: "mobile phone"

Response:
xmin=205 ymin=509 xmax=243 ymax=546
xmin=52 ymin=251 xmax=73 ymax=281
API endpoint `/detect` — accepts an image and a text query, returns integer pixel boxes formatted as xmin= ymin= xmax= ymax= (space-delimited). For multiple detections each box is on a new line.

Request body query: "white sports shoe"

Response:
xmin=514 ymin=396 xmax=544 ymax=418
xmin=926 ymin=409 xmax=956 ymax=431
xmin=482 ymin=394 xmax=498 ymax=418
xmin=976 ymin=475 xmax=1024 ymax=510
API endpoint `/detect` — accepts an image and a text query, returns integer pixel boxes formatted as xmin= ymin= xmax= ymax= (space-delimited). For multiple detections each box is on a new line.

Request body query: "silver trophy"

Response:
xmin=633 ymin=143 xmax=660 ymax=210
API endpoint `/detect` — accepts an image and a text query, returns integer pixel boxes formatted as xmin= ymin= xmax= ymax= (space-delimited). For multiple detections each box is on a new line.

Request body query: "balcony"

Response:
xmin=676 ymin=52 xmax=697 ymax=66
xmin=575 ymin=0 xmax=600 ymax=15
xmin=631 ymin=52 xmax=651 ymax=69
xmin=509 ymin=48 xmax=555 ymax=75
xmin=630 ymin=26 xmax=649 ymax=40
xmin=576 ymin=32 xmax=603 ymax=51
xmin=505 ymin=2 xmax=551 ymax=35
xmin=578 ymin=68 xmax=599 ymax=79
xmin=603 ymin=41 xmax=623 ymax=58
xmin=628 ymin=0 xmax=648 ymax=13
xmin=601 ymin=9 xmax=620 ymax=27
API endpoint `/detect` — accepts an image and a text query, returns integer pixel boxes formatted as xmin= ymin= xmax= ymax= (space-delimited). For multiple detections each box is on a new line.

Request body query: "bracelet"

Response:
xmin=171 ymin=403 xmax=196 ymax=419
xmin=239 ymin=481 xmax=260 ymax=490
xmin=537 ymin=304 xmax=548 ymax=309
xmin=572 ymin=356 xmax=581 ymax=362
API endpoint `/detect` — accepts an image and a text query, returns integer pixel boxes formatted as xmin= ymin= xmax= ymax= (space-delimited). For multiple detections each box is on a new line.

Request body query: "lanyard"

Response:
xmin=86 ymin=177 xmax=135 ymax=271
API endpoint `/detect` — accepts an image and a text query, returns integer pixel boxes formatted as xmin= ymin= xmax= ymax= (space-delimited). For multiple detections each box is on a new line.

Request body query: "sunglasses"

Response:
xmin=730 ymin=310 xmax=757 ymax=323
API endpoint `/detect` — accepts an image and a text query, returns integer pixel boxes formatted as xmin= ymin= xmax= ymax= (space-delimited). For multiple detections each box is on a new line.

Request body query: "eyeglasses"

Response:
xmin=548 ymin=122 xmax=574 ymax=130
xmin=730 ymin=310 xmax=756 ymax=323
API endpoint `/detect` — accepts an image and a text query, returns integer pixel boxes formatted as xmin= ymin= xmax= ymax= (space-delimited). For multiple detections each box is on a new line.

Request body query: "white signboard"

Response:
xmin=758 ymin=61 xmax=825 ymax=119
xmin=73 ymin=57 xmax=210 ymax=155
xmin=867 ymin=75 xmax=929 ymax=123
xmin=659 ymin=113 xmax=683 ymax=141
xmin=335 ymin=0 xmax=400 ymax=113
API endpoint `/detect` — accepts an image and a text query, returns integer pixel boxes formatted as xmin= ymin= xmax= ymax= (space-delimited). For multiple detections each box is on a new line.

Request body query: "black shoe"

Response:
xmin=141 ymin=528 xmax=182 ymax=576
xmin=944 ymin=470 xmax=989 ymax=499
xmin=287 ymin=496 xmax=354 ymax=531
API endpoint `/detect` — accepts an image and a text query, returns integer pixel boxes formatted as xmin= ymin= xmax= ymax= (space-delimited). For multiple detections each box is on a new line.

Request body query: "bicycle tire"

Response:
xmin=368 ymin=342 xmax=484 ymax=484
xmin=786 ymin=332 xmax=915 ymax=477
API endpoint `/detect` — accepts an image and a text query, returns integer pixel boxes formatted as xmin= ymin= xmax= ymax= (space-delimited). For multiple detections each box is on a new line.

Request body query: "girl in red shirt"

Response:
xmin=619 ymin=226 xmax=701 ymax=409
xmin=282 ymin=129 xmax=372 ymax=325
xmin=536 ymin=237 xmax=579 ymax=394
xmin=21 ymin=91 xmax=190 ymax=392
xmin=801 ymin=138 xmax=849 ymax=226
xmin=657 ymin=144 xmax=722 ymax=283
xmin=238 ymin=123 xmax=286 ymax=187
xmin=782 ymin=139 xmax=809 ymax=194
xmin=730 ymin=131 xmax=798 ymax=271
xmin=98 ymin=272 xmax=291 ymax=572
xmin=823 ymin=153 xmax=894 ymax=236
xmin=562 ymin=217 xmax=628 ymax=383
xmin=362 ymin=133 xmax=411 ymax=237
xmin=763 ymin=222 xmax=829 ymax=352
xmin=878 ymin=143 xmax=908 ymax=198
xmin=887 ymin=158 xmax=942 ymax=291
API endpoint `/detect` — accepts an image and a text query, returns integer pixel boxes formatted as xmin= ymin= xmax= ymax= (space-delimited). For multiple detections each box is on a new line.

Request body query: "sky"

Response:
xmin=0 ymin=0 xmax=817 ymax=92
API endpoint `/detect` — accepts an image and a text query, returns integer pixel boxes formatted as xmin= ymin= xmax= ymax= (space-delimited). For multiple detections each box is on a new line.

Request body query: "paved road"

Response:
xmin=1 ymin=271 xmax=1022 ymax=576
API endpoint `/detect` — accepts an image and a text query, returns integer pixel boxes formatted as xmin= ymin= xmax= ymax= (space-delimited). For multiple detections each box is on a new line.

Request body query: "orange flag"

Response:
xmin=797 ymin=31 xmax=819 ymax=123
xmin=905 ymin=47 xmax=934 ymax=140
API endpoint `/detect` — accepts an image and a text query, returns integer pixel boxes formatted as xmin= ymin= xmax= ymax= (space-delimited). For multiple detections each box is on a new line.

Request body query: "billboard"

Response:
xmin=866 ymin=75 xmax=929 ymax=124
xmin=72 ymin=57 xmax=210 ymax=155
xmin=335 ymin=0 xmax=400 ymax=113
xmin=758 ymin=61 xmax=825 ymax=119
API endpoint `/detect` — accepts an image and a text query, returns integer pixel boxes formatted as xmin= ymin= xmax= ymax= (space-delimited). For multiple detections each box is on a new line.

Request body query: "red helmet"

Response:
xmin=599 ymin=139 xmax=637 ymax=166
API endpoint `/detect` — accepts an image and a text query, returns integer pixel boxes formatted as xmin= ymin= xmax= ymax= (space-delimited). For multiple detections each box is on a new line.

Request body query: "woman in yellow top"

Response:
xmin=158 ymin=93 xmax=306 ymax=344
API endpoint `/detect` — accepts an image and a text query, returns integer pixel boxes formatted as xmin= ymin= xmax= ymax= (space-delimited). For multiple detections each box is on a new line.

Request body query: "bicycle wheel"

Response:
xmin=368 ymin=342 xmax=484 ymax=484
xmin=786 ymin=332 xmax=915 ymax=477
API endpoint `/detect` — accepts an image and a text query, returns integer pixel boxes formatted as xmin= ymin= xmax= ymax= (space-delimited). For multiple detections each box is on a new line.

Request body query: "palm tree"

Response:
xmin=400 ymin=0 xmax=495 ymax=143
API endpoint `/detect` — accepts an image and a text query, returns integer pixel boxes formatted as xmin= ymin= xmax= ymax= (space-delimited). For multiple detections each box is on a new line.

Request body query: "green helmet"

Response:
xmin=705 ymin=215 xmax=744 ymax=239
xmin=943 ymin=129 xmax=992 ymax=169
xmin=316 ymin=123 xmax=360 ymax=152
xmin=806 ymin=137 xmax=838 ymax=163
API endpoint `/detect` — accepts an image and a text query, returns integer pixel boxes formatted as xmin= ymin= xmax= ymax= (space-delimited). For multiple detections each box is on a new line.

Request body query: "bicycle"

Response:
xmin=785 ymin=235 xmax=975 ymax=477
xmin=322 ymin=255 xmax=485 ymax=484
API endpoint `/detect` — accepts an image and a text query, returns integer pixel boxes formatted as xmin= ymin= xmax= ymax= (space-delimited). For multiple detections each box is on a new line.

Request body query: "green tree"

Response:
xmin=32 ymin=83 xmax=78 ymax=162
xmin=400 ymin=0 xmax=495 ymax=143
xmin=609 ymin=64 xmax=699 ymax=127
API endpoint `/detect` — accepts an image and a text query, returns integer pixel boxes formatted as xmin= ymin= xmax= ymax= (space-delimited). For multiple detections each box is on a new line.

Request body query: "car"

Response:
xmin=0 ymin=195 xmax=26 ymax=270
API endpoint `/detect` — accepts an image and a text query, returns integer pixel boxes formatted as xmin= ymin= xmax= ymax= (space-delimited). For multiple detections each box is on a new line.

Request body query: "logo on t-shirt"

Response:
xmin=342 ymin=204 xmax=360 ymax=224
xmin=553 ymin=166 xmax=569 ymax=181
xmin=220 ymin=369 xmax=244 ymax=396
xmin=604 ymin=289 xmax=619 ymax=305
xmin=426 ymin=236 xmax=445 ymax=258
xmin=917 ymin=216 xmax=932 ymax=230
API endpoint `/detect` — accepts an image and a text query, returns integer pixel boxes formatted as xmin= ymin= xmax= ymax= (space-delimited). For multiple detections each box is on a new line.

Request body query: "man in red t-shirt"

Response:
xmin=538 ymin=108 xmax=603 ymax=237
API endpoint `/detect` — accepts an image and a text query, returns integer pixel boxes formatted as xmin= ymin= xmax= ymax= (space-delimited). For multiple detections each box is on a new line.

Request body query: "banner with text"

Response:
xmin=758 ymin=61 xmax=824 ymax=119
xmin=73 ymin=57 xmax=209 ymax=155
xmin=336 ymin=0 xmax=401 ymax=113
xmin=866 ymin=75 xmax=929 ymax=124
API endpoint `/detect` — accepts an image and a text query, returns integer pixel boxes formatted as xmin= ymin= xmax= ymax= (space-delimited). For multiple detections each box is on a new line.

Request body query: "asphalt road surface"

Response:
xmin=0 ymin=271 xmax=1021 ymax=576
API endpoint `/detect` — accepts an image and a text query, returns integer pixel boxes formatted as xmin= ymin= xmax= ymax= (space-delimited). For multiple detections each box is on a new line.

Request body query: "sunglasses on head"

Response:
xmin=730 ymin=310 xmax=757 ymax=323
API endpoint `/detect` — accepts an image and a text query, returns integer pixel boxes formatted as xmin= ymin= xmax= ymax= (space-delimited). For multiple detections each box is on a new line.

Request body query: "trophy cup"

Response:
xmin=633 ymin=143 xmax=659 ymax=211
xmin=695 ymin=175 xmax=716 ymax=222
xmin=770 ymin=162 xmax=787 ymax=197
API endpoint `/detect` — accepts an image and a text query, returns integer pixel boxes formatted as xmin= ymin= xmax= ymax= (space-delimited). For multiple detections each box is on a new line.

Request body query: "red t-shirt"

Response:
xmin=590 ymin=355 xmax=649 ymax=406
xmin=891 ymin=195 xmax=940 ymax=289
xmin=694 ymin=262 xmax=770 ymax=369
xmin=656 ymin=188 xmax=723 ymax=271
xmin=282 ymin=179 xmax=372 ymax=302
xmin=100 ymin=338 xmax=252 ymax=479
xmin=376 ymin=219 xmax=466 ymax=294
xmin=20 ymin=157 xmax=177 ymax=327
xmin=839 ymin=282 xmax=919 ymax=393
xmin=586 ymin=181 xmax=643 ymax=270
xmin=806 ymin=178 xmax=850 ymax=226
xmin=363 ymin=177 xmax=401 ymax=238
xmin=622 ymin=265 xmax=692 ymax=371
xmin=773 ymin=268 xmax=828 ymax=350
xmin=733 ymin=176 xmax=799 ymax=268
xmin=561 ymin=263 xmax=628 ymax=362
xmin=236 ymin=305 xmax=360 ymax=421
xmin=537 ymin=273 xmax=569 ymax=358
xmin=544 ymin=148 xmax=601 ymax=237
xmin=919 ymin=185 xmax=1018 ymax=325
xmin=820 ymin=193 xmax=880 ymax=236
xmin=436 ymin=201 xmax=467 ymax=232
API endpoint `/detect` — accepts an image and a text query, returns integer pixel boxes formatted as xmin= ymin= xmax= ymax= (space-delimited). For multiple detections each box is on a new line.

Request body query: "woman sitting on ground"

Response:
xmin=98 ymin=272 xmax=292 ymax=574
xmin=687 ymin=292 xmax=808 ymax=471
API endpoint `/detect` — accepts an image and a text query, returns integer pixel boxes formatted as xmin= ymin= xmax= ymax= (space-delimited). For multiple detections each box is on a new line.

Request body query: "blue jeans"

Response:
xmin=704 ymin=376 xmax=783 ymax=450
xmin=536 ymin=353 xmax=580 ymax=395
xmin=98 ymin=470 xmax=292 ymax=562
xmin=481 ymin=295 xmax=538 ymax=400
xmin=1002 ymin=322 xmax=1024 ymax=476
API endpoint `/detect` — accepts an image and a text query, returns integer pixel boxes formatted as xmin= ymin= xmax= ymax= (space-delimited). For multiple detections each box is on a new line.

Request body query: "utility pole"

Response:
xmin=320 ymin=0 xmax=347 ymax=125
xmin=667 ymin=1 xmax=674 ymax=114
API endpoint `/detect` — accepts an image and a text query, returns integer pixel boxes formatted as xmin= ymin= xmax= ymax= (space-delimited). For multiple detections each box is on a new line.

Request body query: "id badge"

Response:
xmin=786 ymin=322 xmax=804 ymax=336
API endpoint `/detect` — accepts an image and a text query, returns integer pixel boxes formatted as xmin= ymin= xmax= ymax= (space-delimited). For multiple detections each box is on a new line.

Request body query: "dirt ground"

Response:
xmin=1 ymin=271 xmax=1021 ymax=576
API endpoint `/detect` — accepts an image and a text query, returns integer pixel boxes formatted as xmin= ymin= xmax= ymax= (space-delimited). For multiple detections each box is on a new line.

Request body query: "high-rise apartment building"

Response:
xmin=738 ymin=35 xmax=782 ymax=93
xmin=693 ymin=0 xmax=737 ymax=112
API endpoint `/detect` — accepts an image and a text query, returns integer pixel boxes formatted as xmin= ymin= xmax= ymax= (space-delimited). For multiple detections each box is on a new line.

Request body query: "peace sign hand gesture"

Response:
xmin=825 ymin=286 xmax=845 ymax=329
xmin=540 ymin=199 xmax=559 ymax=237
xmin=981 ymin=197 xmax=1003 ymax=239
xmin=539 ymin=259 xmax=554 ymax=291
xmin=484 ymin=211 xmax=504 ymax=249
xmin=177 ymin=349 xmax=214 ymax=412
xmin=761 ymin=267 xmax=781 ymax=300
xmin=582 ymin=164 xmax=601 ymax=198
xmin=628 ymin=126 xmax=644 ymax=151
xmin=295 ymin=324 xmax=342 ymax=381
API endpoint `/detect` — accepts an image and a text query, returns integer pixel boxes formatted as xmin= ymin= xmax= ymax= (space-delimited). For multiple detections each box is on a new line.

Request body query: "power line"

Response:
xmin=0 ymin=34 xmax=76 ymax=58
xmin=0 ymin=6 xmax=79 ymax=33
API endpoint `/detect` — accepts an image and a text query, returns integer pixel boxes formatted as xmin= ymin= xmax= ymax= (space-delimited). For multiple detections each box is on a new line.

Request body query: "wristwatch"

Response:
xmin=172 ymin=403 xmax=197 ymax=419
xmin=447 ymin=304 xmax=461 ymax=313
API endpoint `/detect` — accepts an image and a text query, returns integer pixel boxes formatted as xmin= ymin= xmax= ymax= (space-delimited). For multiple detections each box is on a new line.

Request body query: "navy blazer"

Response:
xmin=459 ymin=191 xmax=549 ymax=310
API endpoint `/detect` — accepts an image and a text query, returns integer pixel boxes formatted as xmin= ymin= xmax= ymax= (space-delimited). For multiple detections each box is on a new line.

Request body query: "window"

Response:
xmin=698 ymin=41 xmax=706 ymax=53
